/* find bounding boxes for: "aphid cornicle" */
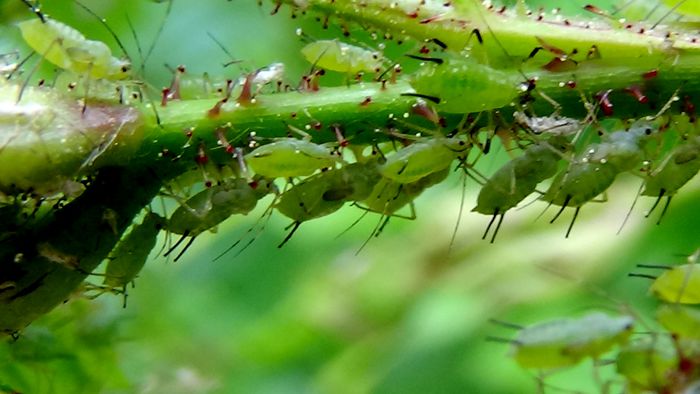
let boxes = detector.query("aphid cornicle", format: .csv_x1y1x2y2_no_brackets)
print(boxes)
301,40,384,74
245,138,341,179
18,18,131,80
379,134,471,184
275,160,382,247
103,211,166,297
505,312,635,370
473,136,570,243
165,177,276,261
642,135,700,223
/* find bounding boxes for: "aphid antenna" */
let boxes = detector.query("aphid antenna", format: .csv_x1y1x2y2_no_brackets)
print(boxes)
5,52,35,81
142,0,173,75
487,318,523,330
643,2,665,22
206,31,243,69
449,166,469,251
15,39,58,104
611,0,636,16
616,179,645,235
19,0,46,23
483,336,516,345
651,0,688,29
334,208,370,240
74,0,132,62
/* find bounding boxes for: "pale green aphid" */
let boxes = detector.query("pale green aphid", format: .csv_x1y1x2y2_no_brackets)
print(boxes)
18,18,131,80
409,56,525,113
616,336,677,392
379,135,470,184
275,161,381,247
642,135,700,223
650,263,700,304
509,312,635,370
473,137,569,243
103,212,166,293
165,177,275,261
656,304,700,339
246,138,341,178
544,125,653,237
301,40,383,74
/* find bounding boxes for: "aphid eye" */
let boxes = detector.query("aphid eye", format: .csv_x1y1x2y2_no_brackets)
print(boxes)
645,128,652,135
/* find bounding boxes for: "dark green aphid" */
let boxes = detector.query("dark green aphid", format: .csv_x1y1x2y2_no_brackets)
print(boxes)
165,177,275,261
102,212,166,305
473,136,569,243
642,135,700,224
276,161,382,247
544,125,654,237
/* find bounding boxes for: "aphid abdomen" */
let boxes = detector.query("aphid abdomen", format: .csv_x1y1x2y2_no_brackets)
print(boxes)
245,139,338,178
379,140,456,184
410,57,522,113
18,18,130,80
276,175,346,222
474,143,562,215
103,212,165,289
301,40,382,74
168,179,260,236
642,138,700,198
545,159,619,207
616,336,677,392
650,264,700,304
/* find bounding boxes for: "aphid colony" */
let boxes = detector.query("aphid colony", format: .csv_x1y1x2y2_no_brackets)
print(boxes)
490,249,700,393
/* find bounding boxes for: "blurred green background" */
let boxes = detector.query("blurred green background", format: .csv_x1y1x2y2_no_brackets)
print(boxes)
1,0,700,393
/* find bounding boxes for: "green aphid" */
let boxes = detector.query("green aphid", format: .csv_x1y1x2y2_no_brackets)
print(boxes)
473,137,569,242
276,161,382,247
